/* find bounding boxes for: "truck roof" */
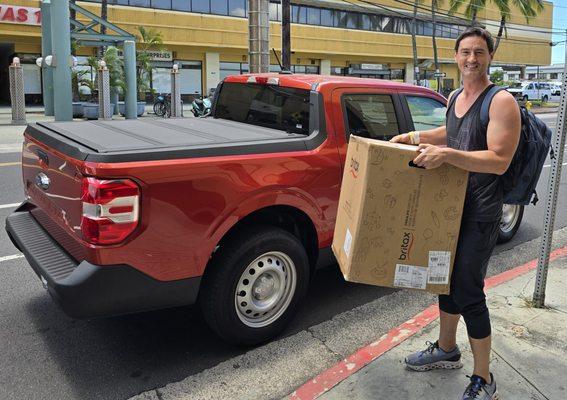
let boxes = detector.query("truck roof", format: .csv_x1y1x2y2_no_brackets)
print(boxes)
224,73,442,98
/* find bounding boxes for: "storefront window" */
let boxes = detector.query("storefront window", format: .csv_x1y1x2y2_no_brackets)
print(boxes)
129,0,150,6
228,0,245,17
211,0,228,15
269,2,280,21
321,9,333,26
291,5,307,24
192,0,210,13
307,7,320,25
151,0,171,9
172,0,190,10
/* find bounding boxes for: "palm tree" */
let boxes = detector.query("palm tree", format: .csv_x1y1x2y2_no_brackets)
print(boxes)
449,0,544,55
431,0,443,92
411,0,422,85
493,0,544,53
135,26,164,100
448,0,485,26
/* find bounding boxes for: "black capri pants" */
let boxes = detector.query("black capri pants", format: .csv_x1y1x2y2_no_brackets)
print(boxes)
439,219,500,339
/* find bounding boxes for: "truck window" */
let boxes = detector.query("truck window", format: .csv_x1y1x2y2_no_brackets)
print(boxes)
343,94,399,140
406,96,446,131
214,82,311,135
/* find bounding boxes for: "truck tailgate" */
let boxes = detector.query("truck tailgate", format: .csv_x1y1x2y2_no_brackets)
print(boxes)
22,137,84,241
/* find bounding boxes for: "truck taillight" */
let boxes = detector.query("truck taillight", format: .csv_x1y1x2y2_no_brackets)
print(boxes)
81,177,140,245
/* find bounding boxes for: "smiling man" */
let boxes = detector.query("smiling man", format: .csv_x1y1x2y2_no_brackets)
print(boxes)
390,27,521,399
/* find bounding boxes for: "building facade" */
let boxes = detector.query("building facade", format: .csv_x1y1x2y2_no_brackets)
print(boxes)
0,0,553,104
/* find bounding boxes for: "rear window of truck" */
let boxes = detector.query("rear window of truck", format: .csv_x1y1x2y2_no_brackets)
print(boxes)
214,82,311,135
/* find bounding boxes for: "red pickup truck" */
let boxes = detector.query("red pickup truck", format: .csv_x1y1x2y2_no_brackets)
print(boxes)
6,74,523,345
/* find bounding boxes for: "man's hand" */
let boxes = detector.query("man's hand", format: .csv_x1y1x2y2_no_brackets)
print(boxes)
390,132,414,144
413,144,447,169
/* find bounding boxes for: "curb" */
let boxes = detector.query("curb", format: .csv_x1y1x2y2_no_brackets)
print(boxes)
289,245,567,400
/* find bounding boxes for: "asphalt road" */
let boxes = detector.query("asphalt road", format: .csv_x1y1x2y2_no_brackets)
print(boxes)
0,112,566,400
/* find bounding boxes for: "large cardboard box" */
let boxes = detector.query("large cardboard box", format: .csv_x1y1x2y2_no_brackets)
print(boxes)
332,136,469,294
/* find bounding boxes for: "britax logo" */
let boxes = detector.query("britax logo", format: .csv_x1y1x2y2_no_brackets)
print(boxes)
398,232,414,261
349,158,359,178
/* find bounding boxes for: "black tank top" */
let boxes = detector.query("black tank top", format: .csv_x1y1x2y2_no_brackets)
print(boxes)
446,85,503,222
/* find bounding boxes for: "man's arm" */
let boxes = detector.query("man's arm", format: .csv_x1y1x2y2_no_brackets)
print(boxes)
413,91,521,174
391,90,457,145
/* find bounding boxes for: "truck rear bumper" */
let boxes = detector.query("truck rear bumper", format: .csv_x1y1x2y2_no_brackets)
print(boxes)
5,203,201,319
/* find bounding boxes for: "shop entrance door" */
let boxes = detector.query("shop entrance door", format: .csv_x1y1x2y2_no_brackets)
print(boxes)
0,43,15,105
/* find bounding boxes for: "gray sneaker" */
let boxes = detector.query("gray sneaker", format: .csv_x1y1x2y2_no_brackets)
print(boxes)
462,373,499,399
405,341,463,371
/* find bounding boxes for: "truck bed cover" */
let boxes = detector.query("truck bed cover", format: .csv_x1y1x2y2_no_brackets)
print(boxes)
28,117,324,163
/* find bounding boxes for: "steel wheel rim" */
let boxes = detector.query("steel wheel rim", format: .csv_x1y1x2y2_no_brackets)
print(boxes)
234,251,297,328
500,204,520,234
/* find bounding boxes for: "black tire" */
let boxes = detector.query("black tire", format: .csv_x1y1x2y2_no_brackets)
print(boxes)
523,95,529,102
199,226,310,346
542,95,549,103
498,204,524,244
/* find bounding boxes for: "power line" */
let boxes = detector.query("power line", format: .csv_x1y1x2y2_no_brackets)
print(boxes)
338,0,553,45
390,0,565,35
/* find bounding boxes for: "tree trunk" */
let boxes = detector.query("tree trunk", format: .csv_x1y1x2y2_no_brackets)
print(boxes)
431,1,441,93
471,8,477,26
99,0,108,57
494,15,506,54
282,0,291,71
411,0,419,85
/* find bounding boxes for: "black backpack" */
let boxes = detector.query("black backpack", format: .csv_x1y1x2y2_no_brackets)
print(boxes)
448,85,553,206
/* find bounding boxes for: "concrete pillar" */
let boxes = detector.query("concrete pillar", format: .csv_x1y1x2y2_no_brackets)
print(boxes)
249,0,270,73
41,0,54,116
98,63,112,120
170,64,182,118
9,58,26,125
405,63,415,84
320,59,331,75
205,52,220,94
123,40,137,120
50,0,73,121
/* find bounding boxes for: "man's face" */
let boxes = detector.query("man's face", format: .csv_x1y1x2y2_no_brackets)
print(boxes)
455,36,493,79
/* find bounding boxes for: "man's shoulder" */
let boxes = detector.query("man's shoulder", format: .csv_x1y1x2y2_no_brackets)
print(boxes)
489,88,518,112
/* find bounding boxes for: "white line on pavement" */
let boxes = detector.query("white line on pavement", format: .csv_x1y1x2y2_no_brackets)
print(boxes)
0,254,24,263
0,144,22,154
543,162,567,168
0,203,20,209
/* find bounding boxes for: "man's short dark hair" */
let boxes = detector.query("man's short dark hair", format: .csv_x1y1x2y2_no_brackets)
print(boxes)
455,27,495,54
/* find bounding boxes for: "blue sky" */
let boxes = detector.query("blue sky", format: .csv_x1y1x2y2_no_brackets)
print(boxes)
551,0,567,64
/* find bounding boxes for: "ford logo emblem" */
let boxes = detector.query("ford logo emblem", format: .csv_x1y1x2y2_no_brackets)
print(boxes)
35,173,50,190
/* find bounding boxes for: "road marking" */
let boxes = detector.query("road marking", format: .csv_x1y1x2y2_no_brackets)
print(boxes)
543,162,567,168
0,162,21,167
0,254,24,263
0,203,21,209
0,144,22,154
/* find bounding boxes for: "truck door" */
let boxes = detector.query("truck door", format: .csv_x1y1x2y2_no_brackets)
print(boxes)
331,87,408,171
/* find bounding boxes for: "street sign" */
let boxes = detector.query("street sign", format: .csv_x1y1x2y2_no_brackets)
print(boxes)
434,72,446,78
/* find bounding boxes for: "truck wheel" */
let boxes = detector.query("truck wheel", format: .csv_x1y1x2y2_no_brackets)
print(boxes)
542,95,549,103
498,204,524,244
523,95,529,102
200,227,310,345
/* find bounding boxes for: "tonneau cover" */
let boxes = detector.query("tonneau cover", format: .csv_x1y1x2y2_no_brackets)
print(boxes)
28,117,324,163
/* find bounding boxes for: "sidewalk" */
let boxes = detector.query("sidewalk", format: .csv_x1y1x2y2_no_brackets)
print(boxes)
291,249,567,400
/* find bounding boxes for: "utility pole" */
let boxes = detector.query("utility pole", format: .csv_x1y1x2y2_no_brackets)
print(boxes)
533,30,567,307
249,0,270,73
50,0,73,121
281,0,291,71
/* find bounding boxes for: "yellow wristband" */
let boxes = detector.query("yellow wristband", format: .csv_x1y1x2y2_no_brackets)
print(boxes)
408,131,415,144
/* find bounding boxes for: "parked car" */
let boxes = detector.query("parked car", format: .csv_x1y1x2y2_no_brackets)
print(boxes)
5,74,524,345
507,81,552,102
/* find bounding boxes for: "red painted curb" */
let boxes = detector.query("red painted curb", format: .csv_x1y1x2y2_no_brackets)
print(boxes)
289,245,567,400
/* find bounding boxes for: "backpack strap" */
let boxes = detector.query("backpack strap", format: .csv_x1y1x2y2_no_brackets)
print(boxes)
479,85,506,129
446,87,464,113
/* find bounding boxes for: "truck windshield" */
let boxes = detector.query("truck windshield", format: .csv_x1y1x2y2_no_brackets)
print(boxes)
214,82,311,135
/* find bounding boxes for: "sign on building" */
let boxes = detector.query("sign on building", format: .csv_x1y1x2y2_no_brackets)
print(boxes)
0,5,41,26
